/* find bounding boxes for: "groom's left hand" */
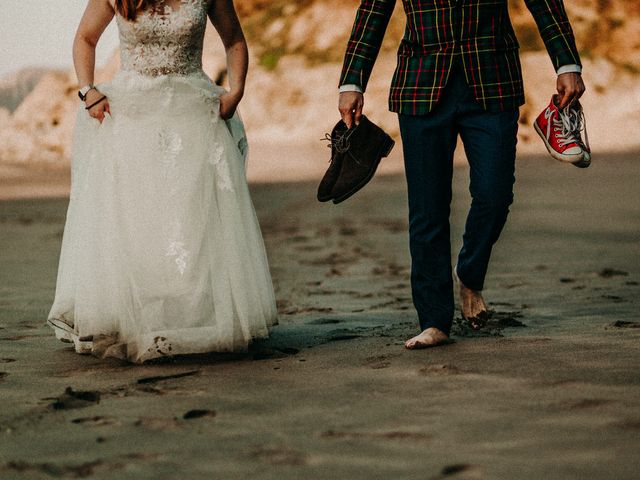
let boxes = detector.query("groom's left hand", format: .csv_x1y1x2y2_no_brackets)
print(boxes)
557,72,586,109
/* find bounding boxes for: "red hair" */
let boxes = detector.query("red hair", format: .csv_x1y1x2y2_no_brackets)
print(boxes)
114,0,153,21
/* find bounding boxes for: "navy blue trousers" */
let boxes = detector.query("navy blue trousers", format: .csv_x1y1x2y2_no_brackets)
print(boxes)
398,66,519,336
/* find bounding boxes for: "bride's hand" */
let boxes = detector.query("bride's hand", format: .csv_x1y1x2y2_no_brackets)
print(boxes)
85,89,110,124
219,91,242,120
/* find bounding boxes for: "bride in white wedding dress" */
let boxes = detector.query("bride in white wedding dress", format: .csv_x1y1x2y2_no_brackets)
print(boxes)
47,0,278,363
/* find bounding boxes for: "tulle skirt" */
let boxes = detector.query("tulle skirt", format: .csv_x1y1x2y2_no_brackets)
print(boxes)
47,70,278,363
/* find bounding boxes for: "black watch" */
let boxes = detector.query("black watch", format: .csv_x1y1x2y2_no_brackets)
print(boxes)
78,85,95,101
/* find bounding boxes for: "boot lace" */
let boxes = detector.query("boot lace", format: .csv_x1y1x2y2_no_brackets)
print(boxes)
321,129,352,158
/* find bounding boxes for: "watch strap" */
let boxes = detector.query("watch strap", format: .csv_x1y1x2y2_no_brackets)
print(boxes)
78,84,95,101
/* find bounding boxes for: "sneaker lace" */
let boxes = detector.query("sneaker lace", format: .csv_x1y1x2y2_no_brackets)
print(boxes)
566,103,590,151
546,107,578,147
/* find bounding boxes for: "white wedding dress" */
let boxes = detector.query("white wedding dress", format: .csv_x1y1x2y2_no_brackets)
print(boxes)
47,0,278,363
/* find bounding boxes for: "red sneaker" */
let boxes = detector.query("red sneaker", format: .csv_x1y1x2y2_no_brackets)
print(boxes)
534,95,587,166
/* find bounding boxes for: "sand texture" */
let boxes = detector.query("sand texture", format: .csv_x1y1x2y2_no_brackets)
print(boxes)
0,151,639,479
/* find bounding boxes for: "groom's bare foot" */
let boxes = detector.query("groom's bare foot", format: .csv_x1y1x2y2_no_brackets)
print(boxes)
456,272,488,330
405,327,450,350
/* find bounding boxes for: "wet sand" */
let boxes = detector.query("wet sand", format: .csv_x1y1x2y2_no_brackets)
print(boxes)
1,149,639,479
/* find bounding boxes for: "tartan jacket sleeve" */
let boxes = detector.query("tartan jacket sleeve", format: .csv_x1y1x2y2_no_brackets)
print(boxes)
524,0,582,71
339,0,396,92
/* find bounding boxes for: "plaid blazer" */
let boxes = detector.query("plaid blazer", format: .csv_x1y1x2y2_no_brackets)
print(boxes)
340,0,582,114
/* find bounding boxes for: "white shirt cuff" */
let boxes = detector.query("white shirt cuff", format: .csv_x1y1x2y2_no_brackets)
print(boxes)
339,84,363,93
557,64,582,75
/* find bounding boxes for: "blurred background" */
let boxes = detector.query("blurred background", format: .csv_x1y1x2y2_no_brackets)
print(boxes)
0,0,639,192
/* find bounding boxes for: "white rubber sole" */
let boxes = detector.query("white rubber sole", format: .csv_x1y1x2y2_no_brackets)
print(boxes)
574,150,591,169
47,318,74,343
74,338,94,355
534,122,585,165
47,318,93,354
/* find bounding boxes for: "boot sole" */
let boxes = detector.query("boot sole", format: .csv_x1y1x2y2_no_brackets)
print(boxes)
533,122,588,167
317,192,335,202
332,136,395,204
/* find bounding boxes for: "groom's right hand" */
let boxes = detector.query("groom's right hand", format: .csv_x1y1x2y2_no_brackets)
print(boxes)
339,92,364,129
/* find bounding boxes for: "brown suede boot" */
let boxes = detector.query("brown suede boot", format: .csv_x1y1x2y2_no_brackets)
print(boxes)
330,116,395,204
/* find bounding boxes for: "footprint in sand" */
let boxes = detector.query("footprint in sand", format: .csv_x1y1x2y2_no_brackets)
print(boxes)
2,460,107,478
435,464,483,479
17,216,35,225
136,370,199,385
287,235,310,243
534,378,579,387
251,347,299,360
251,446,308,466
601,294,626,303
48,387,100,410
552,398,612,410
327,329,362,342
183,409,216,420
419,364,461,376
338,226,358,236
308,318,343,325
301,253,357,267
72,416,120,427
363,354,398,369
327,266,343,277
134,417,182,430
610,419,640,431
598,268,629,278
281,306,334,315
295,245,324,252
308,288,337,296
0,335,37,341
606,321,640,329
373,218,408,234
322,430,431,441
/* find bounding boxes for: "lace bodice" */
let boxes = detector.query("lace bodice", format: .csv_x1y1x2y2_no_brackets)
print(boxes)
116,0,209,77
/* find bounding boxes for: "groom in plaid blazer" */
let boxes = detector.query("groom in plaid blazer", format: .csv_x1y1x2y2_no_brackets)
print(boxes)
338,0,585,348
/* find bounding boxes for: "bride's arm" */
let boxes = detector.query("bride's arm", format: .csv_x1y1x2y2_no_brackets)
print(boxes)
208,0,249,119
73,0,115,122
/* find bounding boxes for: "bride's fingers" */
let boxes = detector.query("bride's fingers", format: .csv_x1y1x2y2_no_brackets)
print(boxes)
92,108,105,124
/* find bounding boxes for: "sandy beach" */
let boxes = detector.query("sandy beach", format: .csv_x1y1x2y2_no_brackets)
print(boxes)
1,147,639,479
